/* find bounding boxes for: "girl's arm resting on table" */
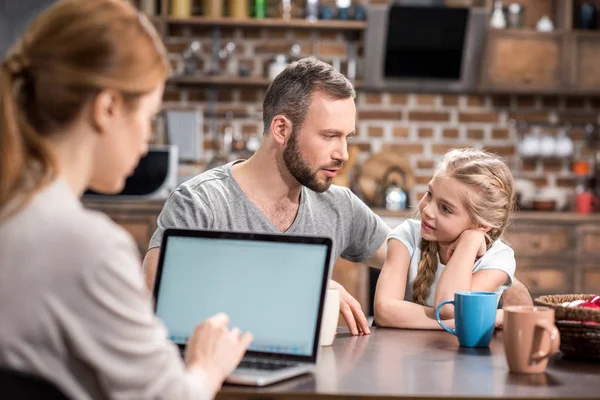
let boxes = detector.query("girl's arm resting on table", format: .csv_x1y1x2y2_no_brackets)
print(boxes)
374,239,456,329
435,232,510,319
375,298,457,330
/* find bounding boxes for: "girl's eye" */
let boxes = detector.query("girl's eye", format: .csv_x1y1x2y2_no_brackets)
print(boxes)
442,205,452,214
425,190,432,198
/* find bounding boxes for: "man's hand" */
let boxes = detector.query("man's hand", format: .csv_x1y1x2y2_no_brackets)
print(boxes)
329,280,370,335
445,229,487,263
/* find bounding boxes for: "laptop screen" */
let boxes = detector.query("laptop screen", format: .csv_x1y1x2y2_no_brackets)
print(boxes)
154,231,331,359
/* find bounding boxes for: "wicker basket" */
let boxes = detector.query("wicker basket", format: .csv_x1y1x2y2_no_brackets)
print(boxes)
534,294,600,361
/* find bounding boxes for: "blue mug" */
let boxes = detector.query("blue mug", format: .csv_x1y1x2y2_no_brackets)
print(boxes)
435,291,497,348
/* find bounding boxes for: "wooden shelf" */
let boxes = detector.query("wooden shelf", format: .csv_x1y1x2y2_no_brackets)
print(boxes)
487,28,566,38
572,30,600,38
168,74,363,88
160,16,367,30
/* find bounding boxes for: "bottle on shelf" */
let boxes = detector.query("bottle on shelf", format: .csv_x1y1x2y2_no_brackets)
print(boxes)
254,0,266,18
139,0,156,16
229,0,248,18
203,0,224,17
336,0,351,20
171,0,192,17
269,54,289,81
573,160,596,214
306,0,319,22
490,0,506,29
182,40,202,75
279,0,292,19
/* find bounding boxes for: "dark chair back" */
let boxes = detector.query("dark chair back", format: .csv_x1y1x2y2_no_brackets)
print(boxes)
0,367,70,400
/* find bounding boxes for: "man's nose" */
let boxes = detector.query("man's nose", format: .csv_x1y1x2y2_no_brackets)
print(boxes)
332,141,349,163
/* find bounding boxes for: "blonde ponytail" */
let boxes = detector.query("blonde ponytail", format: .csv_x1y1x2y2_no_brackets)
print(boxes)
412,238,439,305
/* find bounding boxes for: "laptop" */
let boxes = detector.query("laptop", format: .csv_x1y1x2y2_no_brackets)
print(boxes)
153,229,333,386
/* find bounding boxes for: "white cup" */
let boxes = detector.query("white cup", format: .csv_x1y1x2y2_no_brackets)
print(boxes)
319,288,340,346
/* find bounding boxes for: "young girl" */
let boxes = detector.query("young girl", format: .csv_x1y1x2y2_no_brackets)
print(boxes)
0,1,250,398
374,148,516,329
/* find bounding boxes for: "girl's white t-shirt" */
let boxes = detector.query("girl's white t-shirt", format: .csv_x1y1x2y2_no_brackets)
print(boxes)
388,219,516,308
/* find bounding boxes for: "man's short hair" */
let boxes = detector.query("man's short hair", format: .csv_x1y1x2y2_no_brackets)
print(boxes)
262,57,355,135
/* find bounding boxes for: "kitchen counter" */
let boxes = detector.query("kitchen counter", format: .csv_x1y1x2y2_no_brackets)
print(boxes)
83,199,600,222
373,208,600,223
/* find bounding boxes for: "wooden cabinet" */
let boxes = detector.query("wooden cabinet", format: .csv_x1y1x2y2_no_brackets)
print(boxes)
480,31,565,92
581,266,600,293
505,224,573,257
578,224,600,257
479,0,600,94
83,200,163,258
516,268,572,294
571,33,600,90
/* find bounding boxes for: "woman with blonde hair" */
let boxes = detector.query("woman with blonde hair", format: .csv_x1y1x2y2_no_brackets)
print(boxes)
0,1,251,398
374,148,517,329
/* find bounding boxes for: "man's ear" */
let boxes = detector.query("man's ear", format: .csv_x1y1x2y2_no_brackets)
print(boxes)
270,115,293,145
90,89,119,134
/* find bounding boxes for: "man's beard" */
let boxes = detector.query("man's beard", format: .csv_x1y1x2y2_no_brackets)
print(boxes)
283,130,340,193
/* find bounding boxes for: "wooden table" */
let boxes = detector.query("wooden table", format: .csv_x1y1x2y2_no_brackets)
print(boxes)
218,327,600,399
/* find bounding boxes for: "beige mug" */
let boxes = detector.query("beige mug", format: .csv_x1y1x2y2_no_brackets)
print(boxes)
503,306,560,374
319,288,340,346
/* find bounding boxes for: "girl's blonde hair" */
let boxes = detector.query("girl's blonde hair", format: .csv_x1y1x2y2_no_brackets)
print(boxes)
412,148,515,305
0,0,169,219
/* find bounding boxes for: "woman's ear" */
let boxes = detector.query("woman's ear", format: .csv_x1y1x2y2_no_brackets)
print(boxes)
90,89,120,134
270,115,293,145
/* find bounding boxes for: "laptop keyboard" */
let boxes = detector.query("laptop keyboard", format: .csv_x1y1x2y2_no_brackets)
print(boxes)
238,359,298,371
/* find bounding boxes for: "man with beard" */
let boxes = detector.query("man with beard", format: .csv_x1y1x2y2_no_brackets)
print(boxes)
143,57,388,335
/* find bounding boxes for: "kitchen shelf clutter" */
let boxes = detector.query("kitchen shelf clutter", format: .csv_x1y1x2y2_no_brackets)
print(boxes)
139,0,366,88
138,1,600,94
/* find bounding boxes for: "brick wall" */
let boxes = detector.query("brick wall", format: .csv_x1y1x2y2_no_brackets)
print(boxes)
155,0,600,208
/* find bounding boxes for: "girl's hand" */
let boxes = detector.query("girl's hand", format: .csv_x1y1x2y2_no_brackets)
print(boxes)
495,309,504,330
445,229,487,262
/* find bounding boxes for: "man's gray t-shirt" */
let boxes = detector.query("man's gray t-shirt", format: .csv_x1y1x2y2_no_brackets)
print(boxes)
149,161,389,263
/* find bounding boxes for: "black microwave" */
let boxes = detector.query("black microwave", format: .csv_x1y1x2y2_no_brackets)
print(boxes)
83,145,179,201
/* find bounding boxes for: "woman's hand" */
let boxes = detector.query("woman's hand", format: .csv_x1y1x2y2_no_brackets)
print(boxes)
185,313,253,397
445,229,487,263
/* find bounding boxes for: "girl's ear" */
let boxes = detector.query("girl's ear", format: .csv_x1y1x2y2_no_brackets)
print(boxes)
479,226,492,233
